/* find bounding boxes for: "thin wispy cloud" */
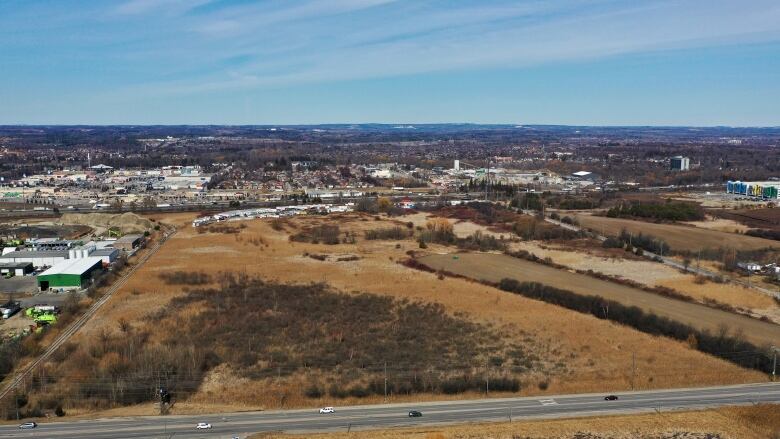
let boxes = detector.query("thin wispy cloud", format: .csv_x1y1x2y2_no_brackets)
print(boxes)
99,0,780,96
1,0,779,124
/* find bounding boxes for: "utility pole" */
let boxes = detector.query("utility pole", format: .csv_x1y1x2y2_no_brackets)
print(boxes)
631,352,636,391
384,362,388,401
772,346,778,381
485,361,490,395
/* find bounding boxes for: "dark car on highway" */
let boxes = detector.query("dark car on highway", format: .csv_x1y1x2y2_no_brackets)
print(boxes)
604,395,619,401
408,410,423,417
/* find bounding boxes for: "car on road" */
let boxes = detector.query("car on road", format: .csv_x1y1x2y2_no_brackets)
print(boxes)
18,422,37,429
196,422,212,429
408,410,423,417
319,407,335,414
604,395,619,401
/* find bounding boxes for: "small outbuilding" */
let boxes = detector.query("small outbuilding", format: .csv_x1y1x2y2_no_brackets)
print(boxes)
37,257,103,291
113,234,144,252
0,262,34,277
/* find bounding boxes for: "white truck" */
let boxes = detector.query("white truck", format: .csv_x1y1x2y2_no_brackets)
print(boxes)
0,301,21,319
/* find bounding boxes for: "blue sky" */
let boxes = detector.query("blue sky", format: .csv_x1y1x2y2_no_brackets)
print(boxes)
1,0,780,125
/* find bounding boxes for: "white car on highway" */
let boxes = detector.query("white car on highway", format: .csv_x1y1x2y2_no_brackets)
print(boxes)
196,422,212,429
319,407,335,414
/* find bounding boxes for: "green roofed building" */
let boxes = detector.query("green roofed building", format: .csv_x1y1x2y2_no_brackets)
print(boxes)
37,257,103,291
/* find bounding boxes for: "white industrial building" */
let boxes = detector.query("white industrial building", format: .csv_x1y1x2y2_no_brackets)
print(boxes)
0,250,69,268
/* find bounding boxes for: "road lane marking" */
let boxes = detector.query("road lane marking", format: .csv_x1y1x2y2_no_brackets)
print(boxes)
539,399,557,406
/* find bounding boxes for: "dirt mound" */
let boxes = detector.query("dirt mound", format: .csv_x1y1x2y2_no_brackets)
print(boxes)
60,212,153,235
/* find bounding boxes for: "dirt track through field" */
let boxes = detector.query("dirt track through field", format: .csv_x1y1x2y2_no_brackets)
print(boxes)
573,215,779,252
417,253,780,346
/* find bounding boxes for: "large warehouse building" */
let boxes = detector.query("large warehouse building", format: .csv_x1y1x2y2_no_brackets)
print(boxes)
37,257,103,291
0,250,69,268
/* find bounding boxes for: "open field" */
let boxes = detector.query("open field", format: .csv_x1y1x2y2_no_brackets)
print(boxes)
16,211,766,417
682,217,751,233
573,214,779,252
714,207,780,229
416,252,780,346
509,241,779,322
250,404,780,439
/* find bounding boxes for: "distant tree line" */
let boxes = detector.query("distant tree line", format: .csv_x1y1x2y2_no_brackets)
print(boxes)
606,201,704,222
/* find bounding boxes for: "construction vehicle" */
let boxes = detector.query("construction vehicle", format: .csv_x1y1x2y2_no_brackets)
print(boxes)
33,313,57,325
25,305,59,325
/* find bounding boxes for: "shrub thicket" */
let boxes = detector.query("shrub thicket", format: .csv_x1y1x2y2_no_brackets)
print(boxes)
497,279,772,373
158,271,212,285
290,224,341,244
364,227,413,240
22,279,529,414
745,229,780,241
606,201,704,222
456,231,506,251
617,229,670,255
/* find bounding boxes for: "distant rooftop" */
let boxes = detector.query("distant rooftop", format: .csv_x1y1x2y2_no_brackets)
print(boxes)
0,250,69,259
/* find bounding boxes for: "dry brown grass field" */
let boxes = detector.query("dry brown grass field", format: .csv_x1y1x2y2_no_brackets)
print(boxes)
510,241,779,322
249,404,780,439
417,252,780,346
573,214,779,252
38,211,766,416
682,217,750,233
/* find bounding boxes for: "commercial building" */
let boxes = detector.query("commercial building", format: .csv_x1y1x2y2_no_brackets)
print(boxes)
726,181,780,200
0,250,69,268
113,234,144,251
92,248,120,265
0,262,34,277
670,156,690,171
37,257,103,291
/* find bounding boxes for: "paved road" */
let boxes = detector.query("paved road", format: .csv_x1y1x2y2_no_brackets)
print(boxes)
0,383,778,439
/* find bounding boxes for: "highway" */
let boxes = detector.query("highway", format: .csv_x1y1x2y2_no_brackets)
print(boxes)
0,383,778,439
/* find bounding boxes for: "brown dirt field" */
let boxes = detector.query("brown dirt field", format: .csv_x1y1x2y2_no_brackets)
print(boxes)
573,214,779,252
509,241,779,321
682,217,750,234
416,252,780,347
249,404,780,439
51,212,766,415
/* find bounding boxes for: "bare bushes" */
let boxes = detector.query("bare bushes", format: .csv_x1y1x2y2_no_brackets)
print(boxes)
290,224,341,245
364,226,413,240
497,279,773,373
158,271,212,285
